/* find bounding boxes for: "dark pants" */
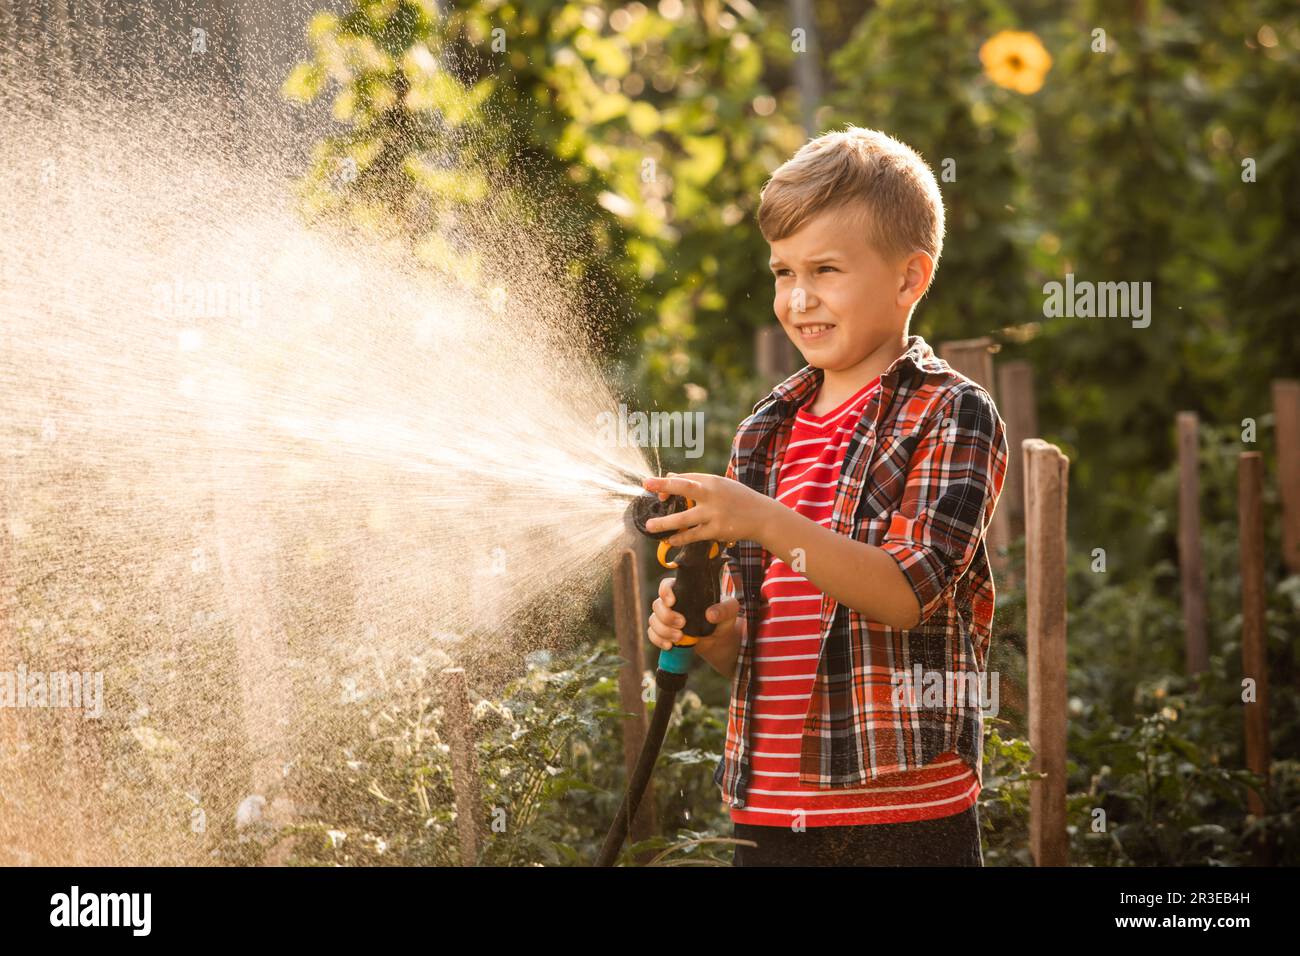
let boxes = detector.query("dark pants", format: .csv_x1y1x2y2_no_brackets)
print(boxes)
731,803,983,867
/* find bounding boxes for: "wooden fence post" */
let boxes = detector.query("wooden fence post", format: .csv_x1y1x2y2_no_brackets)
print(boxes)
756,326,798,383
997,360,1038,546
938,337,997,389
1023,438,1069,867
1177,412,1209,676
939,338,1011,578
1237,453,1270,858
1273,380,1300,574
612,548,657,852
787,0,824,136
441,667,483,866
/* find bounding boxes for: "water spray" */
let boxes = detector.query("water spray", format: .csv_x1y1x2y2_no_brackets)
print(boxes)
594,492,727,867
0,34,655,862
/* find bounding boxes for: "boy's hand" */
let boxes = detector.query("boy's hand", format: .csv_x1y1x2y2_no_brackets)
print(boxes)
648,575,740,651
641,473,773,547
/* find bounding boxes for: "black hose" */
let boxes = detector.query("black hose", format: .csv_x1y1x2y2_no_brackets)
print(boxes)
594,668,686,867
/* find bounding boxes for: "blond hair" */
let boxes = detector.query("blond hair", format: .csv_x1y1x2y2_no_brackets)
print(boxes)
757,126,945,287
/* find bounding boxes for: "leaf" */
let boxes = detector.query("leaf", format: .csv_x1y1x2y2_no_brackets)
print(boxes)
589,91,630,125
678,135,726,186
404,158,490,203
283,62,326,103
333,88,357,122
306,11,340,43
627,102,661,137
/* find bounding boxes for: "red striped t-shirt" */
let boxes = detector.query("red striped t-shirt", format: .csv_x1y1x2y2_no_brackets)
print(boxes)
729,374,981,827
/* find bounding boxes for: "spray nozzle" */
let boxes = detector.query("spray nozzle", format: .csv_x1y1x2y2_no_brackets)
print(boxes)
626,492,689,540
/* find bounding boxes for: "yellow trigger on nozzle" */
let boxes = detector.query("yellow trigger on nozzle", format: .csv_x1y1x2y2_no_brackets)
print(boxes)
658,538,721,567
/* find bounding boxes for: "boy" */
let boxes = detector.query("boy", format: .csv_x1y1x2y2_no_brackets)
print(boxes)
643,126,1008,866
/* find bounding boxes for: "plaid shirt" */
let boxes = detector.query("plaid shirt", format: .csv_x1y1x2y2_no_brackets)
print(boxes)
713,333,1008,808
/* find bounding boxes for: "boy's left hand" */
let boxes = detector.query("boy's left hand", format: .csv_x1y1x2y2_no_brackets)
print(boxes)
641,473,773,546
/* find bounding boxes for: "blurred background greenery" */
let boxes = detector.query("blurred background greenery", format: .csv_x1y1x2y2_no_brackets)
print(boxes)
276,0,1300,865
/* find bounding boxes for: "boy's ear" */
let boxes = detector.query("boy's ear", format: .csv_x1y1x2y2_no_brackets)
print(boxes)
897,251,934,307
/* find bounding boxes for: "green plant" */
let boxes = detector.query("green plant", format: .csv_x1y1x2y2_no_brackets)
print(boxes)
979,719,1041,866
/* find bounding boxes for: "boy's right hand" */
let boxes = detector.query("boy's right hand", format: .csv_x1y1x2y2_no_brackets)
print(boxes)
648,575,739,651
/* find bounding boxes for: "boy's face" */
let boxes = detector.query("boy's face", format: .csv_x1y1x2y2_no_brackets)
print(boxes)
768,204,919,373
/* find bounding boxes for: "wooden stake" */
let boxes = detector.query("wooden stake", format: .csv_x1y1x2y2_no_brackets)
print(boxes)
756,326,798,383
996,360,1038,544
938,337,997,390
1177,412,1209,676
1237,454,1270,830
441,667,483,866
787,0,824,135
611,548,656,851
1273,380,1300,574
1023,438,1069,867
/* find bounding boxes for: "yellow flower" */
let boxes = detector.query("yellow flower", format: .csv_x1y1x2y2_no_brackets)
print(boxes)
980,30,1052,94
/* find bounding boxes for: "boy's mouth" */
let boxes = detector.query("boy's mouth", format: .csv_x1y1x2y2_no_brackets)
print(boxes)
794,322,836,341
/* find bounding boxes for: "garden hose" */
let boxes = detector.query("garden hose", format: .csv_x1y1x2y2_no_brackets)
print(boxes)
594,493,726,866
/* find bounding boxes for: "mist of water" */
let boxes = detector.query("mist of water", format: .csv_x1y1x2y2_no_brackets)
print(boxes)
0,17,653,864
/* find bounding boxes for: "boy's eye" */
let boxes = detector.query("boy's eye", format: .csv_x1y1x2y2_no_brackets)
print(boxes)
772,266,836,277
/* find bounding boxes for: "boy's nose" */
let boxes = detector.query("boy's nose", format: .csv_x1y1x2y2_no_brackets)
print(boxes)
788,286,818,314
